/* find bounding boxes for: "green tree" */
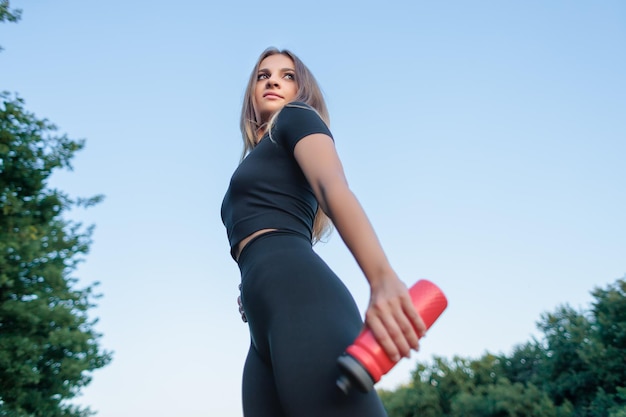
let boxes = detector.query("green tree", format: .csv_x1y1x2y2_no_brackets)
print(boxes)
378,383,442,417
0,92,111,416
588,279,626,393
450,379,572,417
579,278,626,416
535,305,597,411
609,387,626,417
0,0,21,51
421,356,475,415
0,1,20,22
499,341,546,387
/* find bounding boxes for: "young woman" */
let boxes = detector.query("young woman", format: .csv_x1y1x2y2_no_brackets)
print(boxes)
221,47,426,417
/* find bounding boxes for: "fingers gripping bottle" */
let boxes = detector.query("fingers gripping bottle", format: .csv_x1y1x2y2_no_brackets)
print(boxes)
336,279,448,394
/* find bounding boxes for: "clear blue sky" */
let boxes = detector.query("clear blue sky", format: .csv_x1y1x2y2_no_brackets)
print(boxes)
2,1,625,416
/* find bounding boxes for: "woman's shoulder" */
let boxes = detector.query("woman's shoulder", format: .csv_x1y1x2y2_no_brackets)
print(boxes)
280,101,318,117
272,102,332,150
276,101,324,127
284,101,314,110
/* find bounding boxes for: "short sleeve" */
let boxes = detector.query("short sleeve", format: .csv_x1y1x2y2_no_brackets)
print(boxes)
272,102,333,154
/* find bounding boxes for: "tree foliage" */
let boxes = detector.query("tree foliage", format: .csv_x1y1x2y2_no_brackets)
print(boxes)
0,0,21,52
380,277,626,417
0,92,111,416
0,0,20,23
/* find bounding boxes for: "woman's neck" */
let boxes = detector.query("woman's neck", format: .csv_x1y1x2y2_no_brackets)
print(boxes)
255,128,266,144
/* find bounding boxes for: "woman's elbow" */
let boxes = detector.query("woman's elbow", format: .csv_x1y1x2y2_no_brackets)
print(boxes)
316,180,351,217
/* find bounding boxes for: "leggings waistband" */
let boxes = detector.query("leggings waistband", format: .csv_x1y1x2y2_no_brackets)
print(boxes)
237,230,311,267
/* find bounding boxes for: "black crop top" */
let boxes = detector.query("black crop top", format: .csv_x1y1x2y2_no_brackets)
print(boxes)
221,102,333,260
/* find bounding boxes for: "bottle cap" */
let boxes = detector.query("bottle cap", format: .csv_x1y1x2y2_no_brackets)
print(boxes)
336,353,375,394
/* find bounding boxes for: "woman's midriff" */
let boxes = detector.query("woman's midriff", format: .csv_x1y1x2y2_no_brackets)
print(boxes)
235,228,278,261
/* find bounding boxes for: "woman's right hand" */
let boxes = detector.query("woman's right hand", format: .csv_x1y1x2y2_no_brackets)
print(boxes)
364,273,426,362
238,283,247,323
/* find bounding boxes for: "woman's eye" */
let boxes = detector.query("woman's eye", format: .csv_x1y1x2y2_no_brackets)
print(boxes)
284,73,295,80
257,73,269,80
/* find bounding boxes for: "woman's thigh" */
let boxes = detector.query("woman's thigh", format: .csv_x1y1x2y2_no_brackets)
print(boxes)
239,233,388,416
242,343,286,417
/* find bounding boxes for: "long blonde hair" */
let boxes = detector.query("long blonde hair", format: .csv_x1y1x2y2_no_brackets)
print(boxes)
240,47,332,243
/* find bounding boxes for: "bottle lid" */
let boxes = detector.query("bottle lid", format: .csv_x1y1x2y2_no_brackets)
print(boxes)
336,354,375,394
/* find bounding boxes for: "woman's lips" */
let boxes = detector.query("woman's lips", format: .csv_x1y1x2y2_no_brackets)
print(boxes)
263,92,283,99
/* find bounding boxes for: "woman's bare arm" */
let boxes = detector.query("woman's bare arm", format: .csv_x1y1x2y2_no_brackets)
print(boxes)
294,133,426,362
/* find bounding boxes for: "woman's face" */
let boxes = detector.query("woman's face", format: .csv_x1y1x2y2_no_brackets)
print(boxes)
253,54,298,125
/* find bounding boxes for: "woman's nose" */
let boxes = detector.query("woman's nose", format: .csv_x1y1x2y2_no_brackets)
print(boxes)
266,77,280,87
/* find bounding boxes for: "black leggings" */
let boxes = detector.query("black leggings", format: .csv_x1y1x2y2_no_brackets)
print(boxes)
237,231,388,417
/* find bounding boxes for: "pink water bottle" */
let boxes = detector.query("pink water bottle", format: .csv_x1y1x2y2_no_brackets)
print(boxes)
336,279,448,394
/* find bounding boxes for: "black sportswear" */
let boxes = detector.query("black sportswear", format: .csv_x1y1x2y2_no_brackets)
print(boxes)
221,103,388,416
221,102,333,259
